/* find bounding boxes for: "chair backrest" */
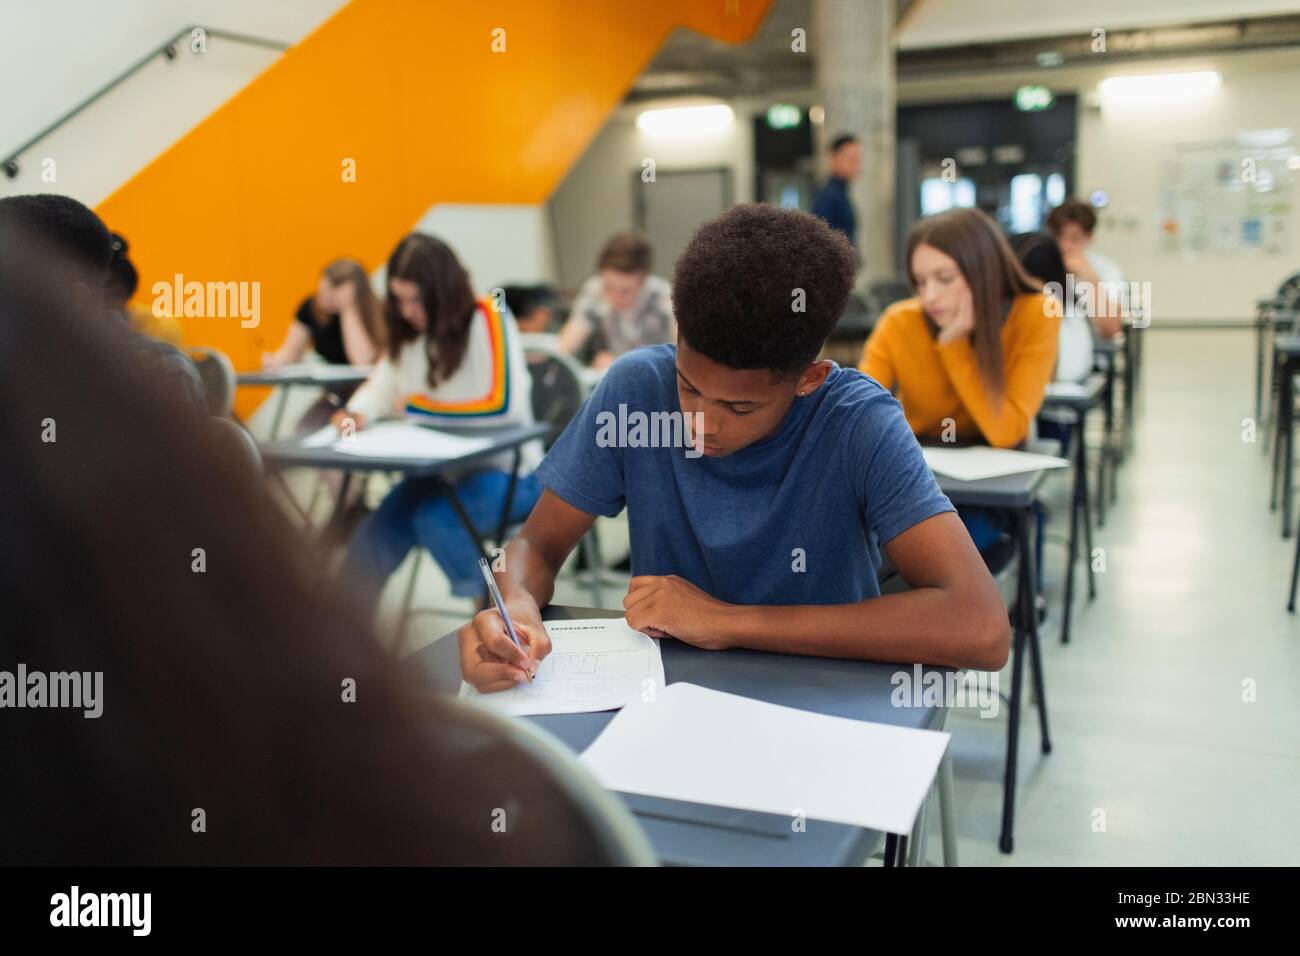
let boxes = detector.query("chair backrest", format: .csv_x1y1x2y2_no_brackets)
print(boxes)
520,334,587,446
188,346,236,418
452,698,658,866
209,417,262,477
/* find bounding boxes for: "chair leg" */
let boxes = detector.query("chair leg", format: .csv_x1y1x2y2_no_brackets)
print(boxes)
1289,522,1300,613
938,747,958,867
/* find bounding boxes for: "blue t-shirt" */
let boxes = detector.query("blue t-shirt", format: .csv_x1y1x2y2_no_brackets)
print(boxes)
535,345,953,606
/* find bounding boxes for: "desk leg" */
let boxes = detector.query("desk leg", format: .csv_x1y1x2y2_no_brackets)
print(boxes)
883,832,898,867
896,834,909,867
1290,522,1300,613
1122,336,1136,456
1079,422,1097,603
1256,314,1267,424
1284,365,1295,539
1021,507,1052,752
1061,418,1082,645
442,479,494,564
1102,361,1118,517
269,385,291,441
999,508,1033,855
494,447,523,547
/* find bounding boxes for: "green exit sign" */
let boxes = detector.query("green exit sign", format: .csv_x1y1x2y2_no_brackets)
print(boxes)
1014,85,1055,112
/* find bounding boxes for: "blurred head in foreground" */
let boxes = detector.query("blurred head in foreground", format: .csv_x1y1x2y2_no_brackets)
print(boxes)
0,230,607,865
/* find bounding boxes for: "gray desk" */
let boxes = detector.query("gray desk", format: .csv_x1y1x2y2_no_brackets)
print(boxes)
260,422,549,557
237,365,372,439
933,466,1049,854
412,605,950,867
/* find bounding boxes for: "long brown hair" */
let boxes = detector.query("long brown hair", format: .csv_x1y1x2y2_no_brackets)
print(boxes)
905,208,1041,396
0,232,605,865
311,257,387,350
384,234,478,386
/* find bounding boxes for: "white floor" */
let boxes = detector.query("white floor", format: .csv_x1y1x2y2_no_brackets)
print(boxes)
258,328,1300,865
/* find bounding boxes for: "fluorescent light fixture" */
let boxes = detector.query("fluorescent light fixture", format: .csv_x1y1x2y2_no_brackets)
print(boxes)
1098,70,1221,102
636,103,734,137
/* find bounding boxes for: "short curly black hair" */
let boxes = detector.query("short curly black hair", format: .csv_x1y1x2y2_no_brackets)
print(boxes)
671,203,856,379
0,194,112,279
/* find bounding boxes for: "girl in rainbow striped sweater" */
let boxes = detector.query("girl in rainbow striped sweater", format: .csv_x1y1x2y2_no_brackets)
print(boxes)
337,233,542,606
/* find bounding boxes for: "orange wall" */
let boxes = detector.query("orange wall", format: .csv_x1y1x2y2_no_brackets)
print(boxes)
96,0,770,417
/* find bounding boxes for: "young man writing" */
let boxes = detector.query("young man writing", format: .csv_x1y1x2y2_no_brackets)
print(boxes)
459,204,1009,692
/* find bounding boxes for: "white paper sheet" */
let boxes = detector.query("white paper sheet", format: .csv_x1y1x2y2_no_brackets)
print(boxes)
579,683,950,835
330,421,493,460
1045,381,1091,400
923,445,1069,481
459,618,665,716
259,362,370,381
299,425,340,447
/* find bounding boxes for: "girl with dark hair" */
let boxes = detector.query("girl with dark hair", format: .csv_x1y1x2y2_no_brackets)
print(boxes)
265,257,387,432
859,208,1059,554
1012,231,1095,385
336,233,542,608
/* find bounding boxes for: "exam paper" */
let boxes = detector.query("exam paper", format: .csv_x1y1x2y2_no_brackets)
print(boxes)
922,445,1069,482
330,421,493,460
459,618,665,717
579,683,950,835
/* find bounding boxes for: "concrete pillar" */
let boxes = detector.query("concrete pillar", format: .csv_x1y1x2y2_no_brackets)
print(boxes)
814,0,896,281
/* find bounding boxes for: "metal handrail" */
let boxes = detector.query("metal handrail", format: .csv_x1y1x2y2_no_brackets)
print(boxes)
3,25,288,176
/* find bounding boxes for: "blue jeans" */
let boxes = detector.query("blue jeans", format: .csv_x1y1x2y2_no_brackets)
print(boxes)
343,470,542,606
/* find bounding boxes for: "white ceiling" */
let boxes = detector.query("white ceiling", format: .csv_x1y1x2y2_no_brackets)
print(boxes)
899,0,1300,50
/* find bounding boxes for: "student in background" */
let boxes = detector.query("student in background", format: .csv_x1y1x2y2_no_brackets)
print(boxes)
811,132,863,248
0,193,204,412
0,241,608,865
336,234,542,609
860,208,1057,553
1013,231,1094,384
1047,197,1125,339
104,232,183,346
264,258,387,432
502,283,558,334
557,232,674,369
458,205,1008,693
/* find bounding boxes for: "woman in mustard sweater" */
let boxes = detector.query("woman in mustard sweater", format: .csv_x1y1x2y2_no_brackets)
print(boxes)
860,208,1058,553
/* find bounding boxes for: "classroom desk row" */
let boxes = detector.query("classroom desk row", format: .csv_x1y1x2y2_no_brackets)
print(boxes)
242,341,1155,863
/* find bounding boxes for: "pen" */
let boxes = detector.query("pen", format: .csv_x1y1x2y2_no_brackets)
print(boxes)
478,558,531,681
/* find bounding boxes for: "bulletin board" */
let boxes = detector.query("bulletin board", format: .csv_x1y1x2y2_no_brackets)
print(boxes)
1157,129,1296,255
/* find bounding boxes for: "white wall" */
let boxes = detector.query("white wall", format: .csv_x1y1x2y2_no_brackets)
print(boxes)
1,0,345,204
383,203,557,296
900,47,1300,321
900,0,1300,50
548,99,758,290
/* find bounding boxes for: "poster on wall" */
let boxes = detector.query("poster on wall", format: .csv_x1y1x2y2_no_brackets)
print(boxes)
1157,129,1295,255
